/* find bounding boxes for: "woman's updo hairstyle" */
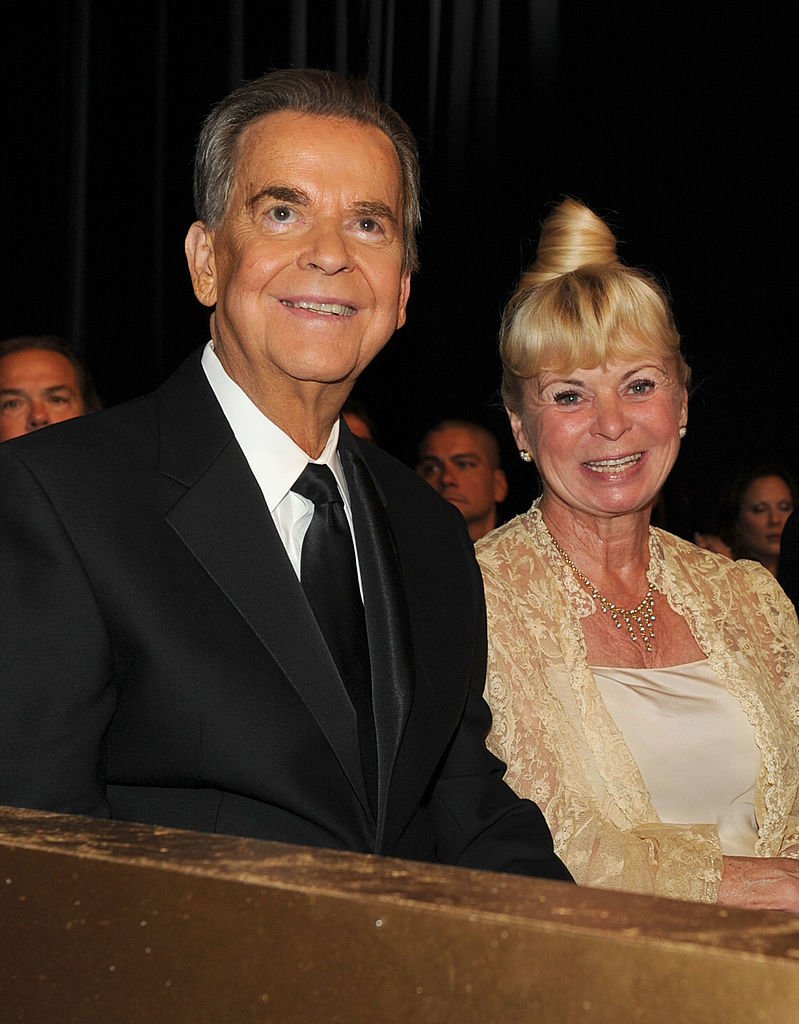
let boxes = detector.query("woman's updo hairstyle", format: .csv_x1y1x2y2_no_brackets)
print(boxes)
500,198,689,413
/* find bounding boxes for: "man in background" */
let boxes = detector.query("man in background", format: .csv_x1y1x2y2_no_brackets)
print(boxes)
0,335,100,441
417,419,508,541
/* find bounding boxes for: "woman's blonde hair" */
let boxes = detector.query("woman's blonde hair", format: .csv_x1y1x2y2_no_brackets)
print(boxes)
500,198,689,412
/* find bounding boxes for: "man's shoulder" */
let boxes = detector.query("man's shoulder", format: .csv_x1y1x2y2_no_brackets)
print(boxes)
353,437,467,520
0,348,209,474
1,391,154,463
348,436,476,567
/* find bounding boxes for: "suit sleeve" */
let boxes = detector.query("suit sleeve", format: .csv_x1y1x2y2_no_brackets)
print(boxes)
427,533,573,882
779,508,799,611
0,447,114,816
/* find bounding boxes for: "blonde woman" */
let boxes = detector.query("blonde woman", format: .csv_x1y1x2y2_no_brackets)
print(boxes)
478,198,799,911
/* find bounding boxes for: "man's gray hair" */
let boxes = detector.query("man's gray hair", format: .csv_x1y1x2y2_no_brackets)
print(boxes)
193,67,421,274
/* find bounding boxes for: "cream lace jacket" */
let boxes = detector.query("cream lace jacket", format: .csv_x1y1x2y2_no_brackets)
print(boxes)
477,505,799,903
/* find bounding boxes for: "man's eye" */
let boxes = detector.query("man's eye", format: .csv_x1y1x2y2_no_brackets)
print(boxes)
357,218,383,234
267,206,297,223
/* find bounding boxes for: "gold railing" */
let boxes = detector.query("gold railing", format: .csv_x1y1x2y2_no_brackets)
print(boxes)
2,804,798,1022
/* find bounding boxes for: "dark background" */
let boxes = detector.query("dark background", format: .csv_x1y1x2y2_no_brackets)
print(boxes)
4,1,796,532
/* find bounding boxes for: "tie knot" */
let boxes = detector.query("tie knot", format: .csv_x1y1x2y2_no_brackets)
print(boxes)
292,462,342,506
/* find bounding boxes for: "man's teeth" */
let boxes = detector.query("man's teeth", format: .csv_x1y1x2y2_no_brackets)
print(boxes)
281,300,356,316
584,453,642,472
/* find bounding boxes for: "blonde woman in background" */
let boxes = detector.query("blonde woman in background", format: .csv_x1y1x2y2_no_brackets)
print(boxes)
477,198,799,911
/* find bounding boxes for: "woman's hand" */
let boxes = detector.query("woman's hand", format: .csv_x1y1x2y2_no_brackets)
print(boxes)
718,856,799,913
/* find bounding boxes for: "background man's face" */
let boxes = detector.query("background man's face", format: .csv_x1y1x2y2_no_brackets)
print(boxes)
0,349,86,441
417,426,507,540
186,110,411,399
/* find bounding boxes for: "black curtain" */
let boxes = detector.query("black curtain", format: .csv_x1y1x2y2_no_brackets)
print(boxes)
4,0,796,523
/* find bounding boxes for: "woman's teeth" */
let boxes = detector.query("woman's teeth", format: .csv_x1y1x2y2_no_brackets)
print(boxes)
584,453,642,473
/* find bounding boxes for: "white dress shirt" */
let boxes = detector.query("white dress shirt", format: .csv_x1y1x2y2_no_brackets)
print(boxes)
201,342,361,585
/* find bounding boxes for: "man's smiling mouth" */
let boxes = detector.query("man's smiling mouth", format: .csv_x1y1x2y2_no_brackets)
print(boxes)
281,299,357,316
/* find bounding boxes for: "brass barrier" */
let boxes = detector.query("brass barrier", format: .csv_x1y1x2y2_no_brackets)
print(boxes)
2,804,799,1022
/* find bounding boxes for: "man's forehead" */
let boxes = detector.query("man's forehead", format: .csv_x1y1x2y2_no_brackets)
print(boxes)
0,349,79,384
424,428,490,459
233,111,402,202
237,110,397,164
240,108,391,144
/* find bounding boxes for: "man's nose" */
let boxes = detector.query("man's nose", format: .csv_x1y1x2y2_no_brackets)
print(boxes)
26,400,50,432
440,463,459,488
299,221,353,275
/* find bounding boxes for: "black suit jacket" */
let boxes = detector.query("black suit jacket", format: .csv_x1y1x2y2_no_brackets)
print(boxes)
779,508,799,611
0,349,568,880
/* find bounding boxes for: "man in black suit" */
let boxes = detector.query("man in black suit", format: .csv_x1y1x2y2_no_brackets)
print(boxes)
0,69,568,881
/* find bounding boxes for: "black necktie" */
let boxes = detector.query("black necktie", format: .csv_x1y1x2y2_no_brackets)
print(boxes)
292,463,377,811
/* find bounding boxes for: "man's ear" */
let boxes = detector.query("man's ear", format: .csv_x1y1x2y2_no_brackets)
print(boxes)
185,222,218,307
494,468,509,504
395,271,411,330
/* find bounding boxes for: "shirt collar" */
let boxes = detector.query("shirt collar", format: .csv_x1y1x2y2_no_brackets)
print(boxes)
201,341,348,512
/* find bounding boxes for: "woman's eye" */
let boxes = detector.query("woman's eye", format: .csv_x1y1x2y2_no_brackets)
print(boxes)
628,378,656,395
552,390,581,406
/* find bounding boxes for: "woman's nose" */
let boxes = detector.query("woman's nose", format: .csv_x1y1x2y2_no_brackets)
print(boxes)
591,395,628,439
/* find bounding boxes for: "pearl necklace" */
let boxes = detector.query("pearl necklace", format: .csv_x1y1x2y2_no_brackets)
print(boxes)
544,523,658,652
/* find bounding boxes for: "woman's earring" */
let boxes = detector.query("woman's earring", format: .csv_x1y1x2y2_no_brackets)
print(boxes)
519,449,533,463
678,426,687,439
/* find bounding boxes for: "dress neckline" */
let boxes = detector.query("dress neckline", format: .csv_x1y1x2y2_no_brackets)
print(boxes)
589,658,710,674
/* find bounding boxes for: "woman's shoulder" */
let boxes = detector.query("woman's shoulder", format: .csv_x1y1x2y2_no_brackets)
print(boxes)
655,528,774,579
477,507,547,566
476,508,565,612
654,528,795,617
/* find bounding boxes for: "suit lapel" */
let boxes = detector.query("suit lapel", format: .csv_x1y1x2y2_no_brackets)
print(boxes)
339,433,415,846
346,431,487,856
155,353,370,811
